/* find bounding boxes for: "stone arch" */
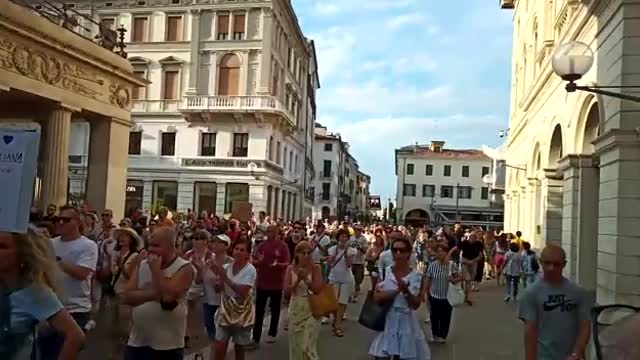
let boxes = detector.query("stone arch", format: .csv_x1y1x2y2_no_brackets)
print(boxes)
405,208,430,227
548,124,563,168
530,142,541,177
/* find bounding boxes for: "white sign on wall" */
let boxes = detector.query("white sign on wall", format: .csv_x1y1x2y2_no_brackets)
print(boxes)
0,127,40,233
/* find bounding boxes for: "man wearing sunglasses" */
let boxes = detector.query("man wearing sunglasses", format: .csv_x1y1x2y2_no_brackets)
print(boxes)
518,245,592,360
40,205,98,357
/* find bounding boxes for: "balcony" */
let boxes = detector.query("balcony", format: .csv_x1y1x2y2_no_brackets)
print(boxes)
179,95,296,127
132,100,181,113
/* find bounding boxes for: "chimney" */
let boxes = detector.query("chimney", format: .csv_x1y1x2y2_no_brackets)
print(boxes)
430,140,445,152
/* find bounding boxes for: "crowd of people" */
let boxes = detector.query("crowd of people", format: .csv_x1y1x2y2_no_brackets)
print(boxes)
1,203,621,360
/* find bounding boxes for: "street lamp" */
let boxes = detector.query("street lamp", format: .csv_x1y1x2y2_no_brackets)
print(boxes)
552,41,640,102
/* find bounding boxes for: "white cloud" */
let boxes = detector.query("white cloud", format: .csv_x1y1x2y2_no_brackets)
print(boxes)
313,3,340,16
301,0,416,15
385,13,426,30
319,81,453,114
310,27,357,80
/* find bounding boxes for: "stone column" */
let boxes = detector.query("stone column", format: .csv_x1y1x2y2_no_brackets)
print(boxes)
186,9,201,94
503,194,511,232
143,180,153,212
249,184,266,213
41,105,74,209
527,178,543,249
216,182,226,216
519,186,527,235
257,8,273,94
541,169,563,246
177,181,194,213
594,129,640,305
85,118,130,221
510,191,519,232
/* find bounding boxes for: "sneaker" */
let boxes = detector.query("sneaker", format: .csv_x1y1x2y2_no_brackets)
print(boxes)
266,336,277,344
504,296,511,302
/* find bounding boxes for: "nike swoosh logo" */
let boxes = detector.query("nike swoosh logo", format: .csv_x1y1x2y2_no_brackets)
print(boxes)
543,303,563,311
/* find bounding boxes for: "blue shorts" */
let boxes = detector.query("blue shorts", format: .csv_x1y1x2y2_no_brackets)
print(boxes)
202,304,219,340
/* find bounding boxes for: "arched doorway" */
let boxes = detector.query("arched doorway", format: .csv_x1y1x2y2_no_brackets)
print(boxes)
548,124,563,167
582,102,600,154
321,206,330,220
404,208,430,227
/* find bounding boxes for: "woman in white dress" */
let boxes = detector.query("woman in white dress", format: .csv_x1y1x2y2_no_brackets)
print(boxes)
369,237,431,360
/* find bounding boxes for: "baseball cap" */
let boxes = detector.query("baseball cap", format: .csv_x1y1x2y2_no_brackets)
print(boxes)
214,234,231,245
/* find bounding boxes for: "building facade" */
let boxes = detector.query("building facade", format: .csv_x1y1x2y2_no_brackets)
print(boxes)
502,0,640,305
395,141,503,227
68,0,317,220
0,0,143,221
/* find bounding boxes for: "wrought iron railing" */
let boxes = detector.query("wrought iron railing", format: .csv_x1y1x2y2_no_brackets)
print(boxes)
9,0,128,58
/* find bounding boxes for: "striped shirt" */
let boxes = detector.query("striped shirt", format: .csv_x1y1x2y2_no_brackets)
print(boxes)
427,260,455,299
503,251,524,276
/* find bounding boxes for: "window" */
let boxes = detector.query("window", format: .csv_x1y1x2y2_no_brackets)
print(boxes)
132,70,146,100
462,165,470,177
425,164,433,176
165,15,183,41
482,166,490,177
216,13,229,40
128,131,142,155
322,183,330,201
163,70,179,99
161,132,176,156
225,183,249,213
406,163,414,175
232,133,248,157
132,17,148,42
194,182,216,214
268,136,274,161
153,181,178,210
403,184,416,197
100,17,115,30
289,151,293,172
294,154,298,172
233,13,245,40
441,185,453,198
201,132,216,156
125,180,143,216
481,187,489,200
276,141,281,164
324,143,333,152
422,184,435,197
323,160,331,177
458,186,472,199
444,165,451,177
218,54,240,96
283,146,287,169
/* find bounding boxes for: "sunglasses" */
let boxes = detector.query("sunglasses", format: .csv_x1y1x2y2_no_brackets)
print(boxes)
57,216,73,224
391,247,410,254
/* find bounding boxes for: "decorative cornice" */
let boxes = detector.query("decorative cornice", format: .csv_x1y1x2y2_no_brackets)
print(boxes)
542,168,563,181
593,128,640,156
557,153,597,173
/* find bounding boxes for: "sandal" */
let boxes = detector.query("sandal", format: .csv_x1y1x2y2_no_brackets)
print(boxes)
334,327,344,337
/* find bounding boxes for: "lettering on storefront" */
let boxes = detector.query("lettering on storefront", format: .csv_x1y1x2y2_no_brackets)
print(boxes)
181,158,284,175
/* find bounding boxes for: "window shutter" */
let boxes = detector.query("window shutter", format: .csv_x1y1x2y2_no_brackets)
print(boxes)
167,16,182,41
133,17,148,42
233,14,245,33
164,71,179,99
217,14,229,34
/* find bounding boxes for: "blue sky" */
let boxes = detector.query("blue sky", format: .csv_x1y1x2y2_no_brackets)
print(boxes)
292,0,514,202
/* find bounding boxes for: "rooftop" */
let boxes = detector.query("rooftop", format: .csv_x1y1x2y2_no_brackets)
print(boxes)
397,140,491,161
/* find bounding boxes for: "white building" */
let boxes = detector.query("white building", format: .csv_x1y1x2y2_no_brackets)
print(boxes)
312,123,370,221
501,0,640,305
395,141,503,227
68,0,318,220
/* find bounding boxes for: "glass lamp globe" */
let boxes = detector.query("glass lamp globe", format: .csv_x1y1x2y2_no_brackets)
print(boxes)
551,41,594,82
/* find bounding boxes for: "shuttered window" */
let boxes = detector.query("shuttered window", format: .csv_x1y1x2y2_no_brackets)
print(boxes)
132,71,146,100
218,54,240,95
132,17,148,42
166,16,182,41
217,14,229,40
163,71,179,99
233,14,245,40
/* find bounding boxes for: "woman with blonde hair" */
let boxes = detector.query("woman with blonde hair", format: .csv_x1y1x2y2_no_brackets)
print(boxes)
285,241,323,360
0,227,85,359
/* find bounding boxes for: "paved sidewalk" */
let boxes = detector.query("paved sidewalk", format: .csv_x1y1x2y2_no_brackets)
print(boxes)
187,281,525,359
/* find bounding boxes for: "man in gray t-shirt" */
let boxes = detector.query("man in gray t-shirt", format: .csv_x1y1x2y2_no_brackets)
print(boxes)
518,245,592,360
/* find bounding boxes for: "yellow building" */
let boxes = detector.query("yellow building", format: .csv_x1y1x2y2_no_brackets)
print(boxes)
502,0,640,305
0,0,144,220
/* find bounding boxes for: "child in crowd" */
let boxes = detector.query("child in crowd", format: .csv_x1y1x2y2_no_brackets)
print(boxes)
521,241,539,288
502,241,524,302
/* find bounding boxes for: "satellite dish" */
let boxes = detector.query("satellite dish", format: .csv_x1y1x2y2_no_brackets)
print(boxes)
482,174,494,185
248,162,258,171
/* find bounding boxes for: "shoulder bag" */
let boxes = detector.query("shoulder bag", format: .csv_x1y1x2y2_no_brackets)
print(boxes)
357,267,393,332
446,262,465,307
308,283,339,318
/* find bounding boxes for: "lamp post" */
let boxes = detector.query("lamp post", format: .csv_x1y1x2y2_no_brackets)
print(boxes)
552,41,640,102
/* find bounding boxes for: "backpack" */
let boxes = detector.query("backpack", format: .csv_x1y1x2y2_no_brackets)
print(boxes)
0,289,36,360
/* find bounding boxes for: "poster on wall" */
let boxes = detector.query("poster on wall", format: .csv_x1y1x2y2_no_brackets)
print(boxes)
369,195,381,210
0,127,40,233
232,201,253,223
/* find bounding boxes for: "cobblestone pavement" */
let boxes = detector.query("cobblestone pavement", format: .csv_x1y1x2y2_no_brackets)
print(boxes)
182,281,525,360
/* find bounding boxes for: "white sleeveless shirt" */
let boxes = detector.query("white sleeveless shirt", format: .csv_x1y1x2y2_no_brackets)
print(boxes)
127,256,191,350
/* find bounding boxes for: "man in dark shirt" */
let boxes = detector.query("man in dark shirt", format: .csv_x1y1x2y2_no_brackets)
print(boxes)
458,232,484,305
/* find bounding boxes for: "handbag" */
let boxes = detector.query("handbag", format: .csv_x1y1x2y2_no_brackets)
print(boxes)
358,290,392,332
446,262,465,307
216,289,255,328
308,283,339,318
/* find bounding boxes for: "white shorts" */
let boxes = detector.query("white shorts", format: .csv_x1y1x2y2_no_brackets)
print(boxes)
214,324,252,345
330,281,354,305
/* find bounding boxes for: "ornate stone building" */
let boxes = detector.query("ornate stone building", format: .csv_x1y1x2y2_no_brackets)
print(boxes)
503,0,640,305
67,0,318,220
0,0,143,220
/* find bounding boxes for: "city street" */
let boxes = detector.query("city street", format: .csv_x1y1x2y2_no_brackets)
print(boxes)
184,281,524,360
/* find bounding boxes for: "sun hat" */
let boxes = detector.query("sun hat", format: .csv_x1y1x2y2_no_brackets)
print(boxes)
113,226,144,251
213,234,231,245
